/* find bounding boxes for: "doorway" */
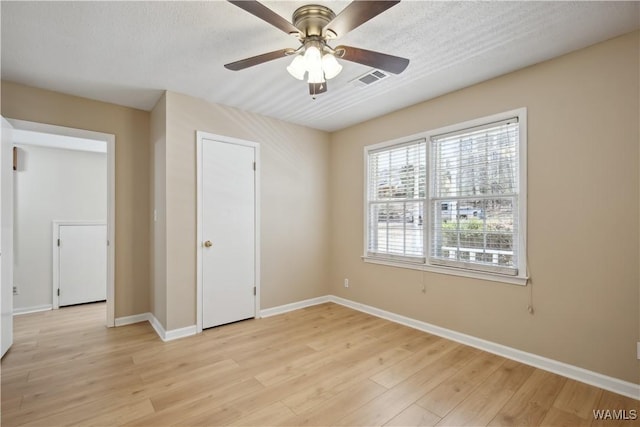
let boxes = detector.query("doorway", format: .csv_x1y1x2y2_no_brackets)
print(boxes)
196,131,260,332
7,119,115,326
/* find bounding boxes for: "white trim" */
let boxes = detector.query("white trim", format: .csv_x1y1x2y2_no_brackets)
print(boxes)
52,221,106,310
259,296,330,318
148,313,166,340
147,312,196,342
114,312,150,327
116,312,196,342
362,256,529,286
328,295,640,401
13,304,52,315
8,119,116,327
106,133,115,328
195,131,261,333
196,135,203,333
164,325,198,341
12,129,106,153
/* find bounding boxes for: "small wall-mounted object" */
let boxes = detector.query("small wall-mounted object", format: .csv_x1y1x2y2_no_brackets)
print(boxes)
13,146,17,171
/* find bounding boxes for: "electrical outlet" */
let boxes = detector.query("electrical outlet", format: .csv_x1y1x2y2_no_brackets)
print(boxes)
12,286,18,295
344,278,349,288
637,342,640,360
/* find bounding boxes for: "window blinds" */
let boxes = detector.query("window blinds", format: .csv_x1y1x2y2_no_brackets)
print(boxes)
367,139,426,261
430,118,520,275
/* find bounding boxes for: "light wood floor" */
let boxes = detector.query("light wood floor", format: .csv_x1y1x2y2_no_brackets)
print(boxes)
1,303,637,427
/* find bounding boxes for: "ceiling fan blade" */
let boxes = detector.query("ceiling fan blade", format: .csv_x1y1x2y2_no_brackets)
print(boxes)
227,1,299,35
335,45,409,74
309,81,328,96
224,49,292,71
323,1,400,38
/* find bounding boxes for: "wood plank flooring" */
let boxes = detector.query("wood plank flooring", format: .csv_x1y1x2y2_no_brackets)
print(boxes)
1,302,637,426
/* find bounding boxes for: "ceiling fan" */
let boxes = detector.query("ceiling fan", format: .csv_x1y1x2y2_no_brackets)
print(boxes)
224,0,410,97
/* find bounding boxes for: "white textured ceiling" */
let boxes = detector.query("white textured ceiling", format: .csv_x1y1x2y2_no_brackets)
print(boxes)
2,1,639,132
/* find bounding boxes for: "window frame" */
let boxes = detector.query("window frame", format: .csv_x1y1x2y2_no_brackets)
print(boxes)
363,108,528,286
365,138,427,262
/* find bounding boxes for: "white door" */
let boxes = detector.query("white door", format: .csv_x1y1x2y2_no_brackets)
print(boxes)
1,117,14,357
201,138,256,329
58,224,107,307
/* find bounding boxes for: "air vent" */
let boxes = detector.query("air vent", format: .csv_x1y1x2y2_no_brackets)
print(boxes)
351,69,389,87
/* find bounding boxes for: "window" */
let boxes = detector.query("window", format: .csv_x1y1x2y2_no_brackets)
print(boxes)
364,109,527,285
366,139,426,261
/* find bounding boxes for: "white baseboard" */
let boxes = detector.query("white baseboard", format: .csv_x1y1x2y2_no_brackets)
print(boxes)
328,295,640,401
146,313,196,342
259,295,330,318
115,312,150,326
115,312,196,342
13,304,52,315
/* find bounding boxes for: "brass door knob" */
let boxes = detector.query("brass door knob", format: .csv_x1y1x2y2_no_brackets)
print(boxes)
203,240,213,248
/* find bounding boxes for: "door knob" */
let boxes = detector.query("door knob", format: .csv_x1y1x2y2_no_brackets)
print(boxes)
203,240,213,248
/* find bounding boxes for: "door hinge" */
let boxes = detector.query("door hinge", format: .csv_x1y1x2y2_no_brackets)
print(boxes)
57,288,60,296
253,162,256,171
253,286,256,296
57,238,61,247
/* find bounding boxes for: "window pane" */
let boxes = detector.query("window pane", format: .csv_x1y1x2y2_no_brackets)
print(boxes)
369,141,426,201
431,198,516,269
368,201,424,258
433,122,518,198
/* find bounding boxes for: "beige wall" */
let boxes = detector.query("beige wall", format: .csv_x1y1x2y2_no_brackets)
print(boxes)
150,93,167,327
1,81,151,318
162,91,331,330
329,31,640,384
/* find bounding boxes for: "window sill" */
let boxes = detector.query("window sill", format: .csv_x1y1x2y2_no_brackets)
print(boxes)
362,256,529,286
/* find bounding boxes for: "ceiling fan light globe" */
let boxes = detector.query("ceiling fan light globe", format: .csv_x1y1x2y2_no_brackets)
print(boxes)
322,53,342,79
286,55,306,80
307,68,326,84
303,45,322,70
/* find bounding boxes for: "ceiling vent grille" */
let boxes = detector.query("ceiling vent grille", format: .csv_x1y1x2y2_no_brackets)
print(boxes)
351,69,389,87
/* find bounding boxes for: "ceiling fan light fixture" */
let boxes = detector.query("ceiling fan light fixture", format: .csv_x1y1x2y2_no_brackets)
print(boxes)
303,45,322,69
321,52,342,79
286,55,306,80
225,0,410,97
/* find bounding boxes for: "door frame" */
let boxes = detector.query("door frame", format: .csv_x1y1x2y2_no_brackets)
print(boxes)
52,221,107,309
7,119,115,327
1,117,14,357
195,131,261,334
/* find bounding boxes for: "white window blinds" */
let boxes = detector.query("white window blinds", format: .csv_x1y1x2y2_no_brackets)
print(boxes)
429,118,520,275
367,139,426,261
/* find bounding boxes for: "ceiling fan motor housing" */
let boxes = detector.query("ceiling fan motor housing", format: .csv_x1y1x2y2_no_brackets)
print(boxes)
292,5,336,37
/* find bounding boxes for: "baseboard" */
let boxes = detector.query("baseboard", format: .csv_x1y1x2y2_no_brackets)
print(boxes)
146,313,196,342
328,295,640,401
259,295,330,318
13,304,52,315
115,312,196,342
114,312,150,326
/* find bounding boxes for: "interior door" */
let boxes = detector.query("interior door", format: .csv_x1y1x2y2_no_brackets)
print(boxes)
58,224,107,307
1,117,14,357
202,138,256,329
